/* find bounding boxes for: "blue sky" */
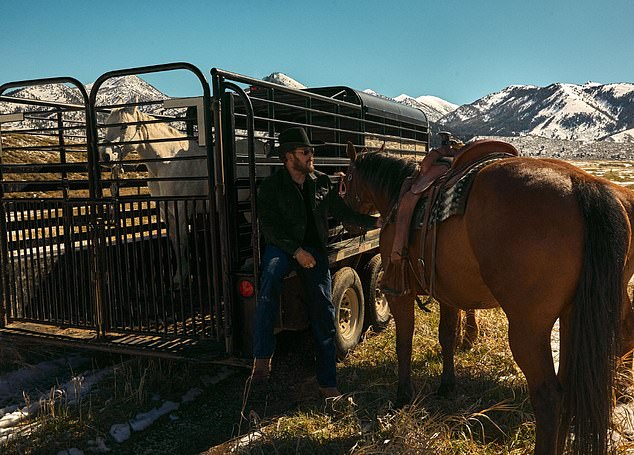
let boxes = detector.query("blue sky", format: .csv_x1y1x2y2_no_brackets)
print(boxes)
1,0,632,105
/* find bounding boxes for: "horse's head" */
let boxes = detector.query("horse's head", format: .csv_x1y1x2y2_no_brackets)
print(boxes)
100,106,143,164
342,142,418,221
342,142,381,215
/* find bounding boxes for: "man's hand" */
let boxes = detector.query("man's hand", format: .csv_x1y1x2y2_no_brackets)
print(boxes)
294,248,317,269
375,216,384,229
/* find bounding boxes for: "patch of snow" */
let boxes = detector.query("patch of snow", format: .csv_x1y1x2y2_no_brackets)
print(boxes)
109,423,131,443
109,367,234,444
262,72,305,90
87,436,110,452
181,387,203,403
57,448,84,455
0,355,86,407
0,365,113,443
129,400,179,432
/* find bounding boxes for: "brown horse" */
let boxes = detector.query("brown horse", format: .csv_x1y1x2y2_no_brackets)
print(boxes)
343,143,634,455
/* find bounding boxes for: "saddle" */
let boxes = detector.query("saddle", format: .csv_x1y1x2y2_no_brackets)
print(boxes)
381,139,519,296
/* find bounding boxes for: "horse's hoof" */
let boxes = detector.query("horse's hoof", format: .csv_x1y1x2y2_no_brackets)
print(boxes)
394,395,409,409
436,382,455,397
395,384,415,408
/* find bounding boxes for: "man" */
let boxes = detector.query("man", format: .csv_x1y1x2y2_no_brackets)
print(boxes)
252,127,381,398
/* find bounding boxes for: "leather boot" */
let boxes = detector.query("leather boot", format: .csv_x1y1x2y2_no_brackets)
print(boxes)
251,358,271,384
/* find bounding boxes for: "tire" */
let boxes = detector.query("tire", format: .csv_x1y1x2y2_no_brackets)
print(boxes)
332,267,365,358
362,254,391,330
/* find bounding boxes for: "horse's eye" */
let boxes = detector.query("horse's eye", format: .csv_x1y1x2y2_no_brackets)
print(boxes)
347,174,353,181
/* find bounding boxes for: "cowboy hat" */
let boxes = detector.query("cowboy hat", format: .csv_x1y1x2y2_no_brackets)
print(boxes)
276,127,323,159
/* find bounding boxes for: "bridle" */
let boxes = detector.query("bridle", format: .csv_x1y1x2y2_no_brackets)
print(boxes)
101,120,144,199
102,121,144,162
339,165,363,207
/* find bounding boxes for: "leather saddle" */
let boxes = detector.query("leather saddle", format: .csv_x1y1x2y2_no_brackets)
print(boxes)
381,139,519,296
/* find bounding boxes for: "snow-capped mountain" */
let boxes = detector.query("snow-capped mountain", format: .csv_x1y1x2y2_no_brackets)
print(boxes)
262,72,306,90
0,76,169,129
361,89,458,123
394,94,458,122
0,75,167,113
1,83,87,106
3,71,634,147
0,75,172,133
87,75,169,107
439,82,634,142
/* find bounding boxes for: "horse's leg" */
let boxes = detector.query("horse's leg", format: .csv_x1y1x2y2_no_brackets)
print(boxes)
438,303,460,396
617,289,634,398
508,321,561,455
389,292,416,406
461,309,479,350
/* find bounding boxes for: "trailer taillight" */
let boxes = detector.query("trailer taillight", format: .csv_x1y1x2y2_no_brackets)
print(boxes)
238,279,255,298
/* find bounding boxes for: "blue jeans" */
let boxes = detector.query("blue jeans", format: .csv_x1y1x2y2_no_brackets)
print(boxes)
253,244,336,388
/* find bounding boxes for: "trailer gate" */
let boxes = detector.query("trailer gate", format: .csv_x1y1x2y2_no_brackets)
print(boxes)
0,65,226,356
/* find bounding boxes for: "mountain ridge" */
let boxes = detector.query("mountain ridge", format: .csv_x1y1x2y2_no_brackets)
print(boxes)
439,81,634,142
2,72,633,146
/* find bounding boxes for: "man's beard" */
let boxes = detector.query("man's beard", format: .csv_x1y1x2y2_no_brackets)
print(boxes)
292,157,314,174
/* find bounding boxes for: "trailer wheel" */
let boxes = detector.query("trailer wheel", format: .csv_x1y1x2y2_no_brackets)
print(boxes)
362,254,391,330
332,267,365,358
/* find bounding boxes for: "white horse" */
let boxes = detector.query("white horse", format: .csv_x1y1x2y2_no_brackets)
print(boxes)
100,105,267,288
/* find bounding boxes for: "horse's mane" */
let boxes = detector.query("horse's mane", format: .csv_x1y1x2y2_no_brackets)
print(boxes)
354,152,419,207
115,107,184,139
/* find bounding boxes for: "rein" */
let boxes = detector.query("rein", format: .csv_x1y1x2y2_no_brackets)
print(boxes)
102,119,146,200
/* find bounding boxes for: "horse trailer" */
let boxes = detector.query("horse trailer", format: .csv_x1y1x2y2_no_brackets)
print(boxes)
0,62,429,359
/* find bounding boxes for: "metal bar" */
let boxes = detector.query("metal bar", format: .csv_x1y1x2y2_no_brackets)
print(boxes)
0,207,8,327
151,201,167,335
211,68,362,110
222,83,260,297
191,200,203,336
31,205,47,322
183,200,195,335
163,200,176,334
122,201,135,331
199,208,213,338
172,200,185,335
15,208,30,319
212,88,236,351
46,204,59,323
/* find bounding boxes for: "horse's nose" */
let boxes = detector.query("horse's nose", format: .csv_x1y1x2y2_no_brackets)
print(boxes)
100,148,110,162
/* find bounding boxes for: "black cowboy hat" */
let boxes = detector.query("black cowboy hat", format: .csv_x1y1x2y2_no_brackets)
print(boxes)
276,127,323,159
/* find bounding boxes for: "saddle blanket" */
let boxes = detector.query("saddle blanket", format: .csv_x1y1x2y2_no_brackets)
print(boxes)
411,155,507,229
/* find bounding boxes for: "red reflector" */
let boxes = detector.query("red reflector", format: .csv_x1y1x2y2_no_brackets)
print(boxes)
238,280,255,298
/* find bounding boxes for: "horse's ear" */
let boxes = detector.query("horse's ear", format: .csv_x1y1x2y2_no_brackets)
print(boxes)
378,142,386,153
346,141,357,161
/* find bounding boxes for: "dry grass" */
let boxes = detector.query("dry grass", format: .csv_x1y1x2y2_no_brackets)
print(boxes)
233,307,541,454
0,353,211,454
4,144,634,453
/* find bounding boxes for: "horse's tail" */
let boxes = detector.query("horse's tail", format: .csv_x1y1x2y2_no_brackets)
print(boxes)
559,178,628,454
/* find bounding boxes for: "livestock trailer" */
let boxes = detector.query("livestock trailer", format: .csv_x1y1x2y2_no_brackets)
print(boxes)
0,63,429,359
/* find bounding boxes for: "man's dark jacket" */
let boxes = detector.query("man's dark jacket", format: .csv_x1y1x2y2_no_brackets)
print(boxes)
257,167,376,256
